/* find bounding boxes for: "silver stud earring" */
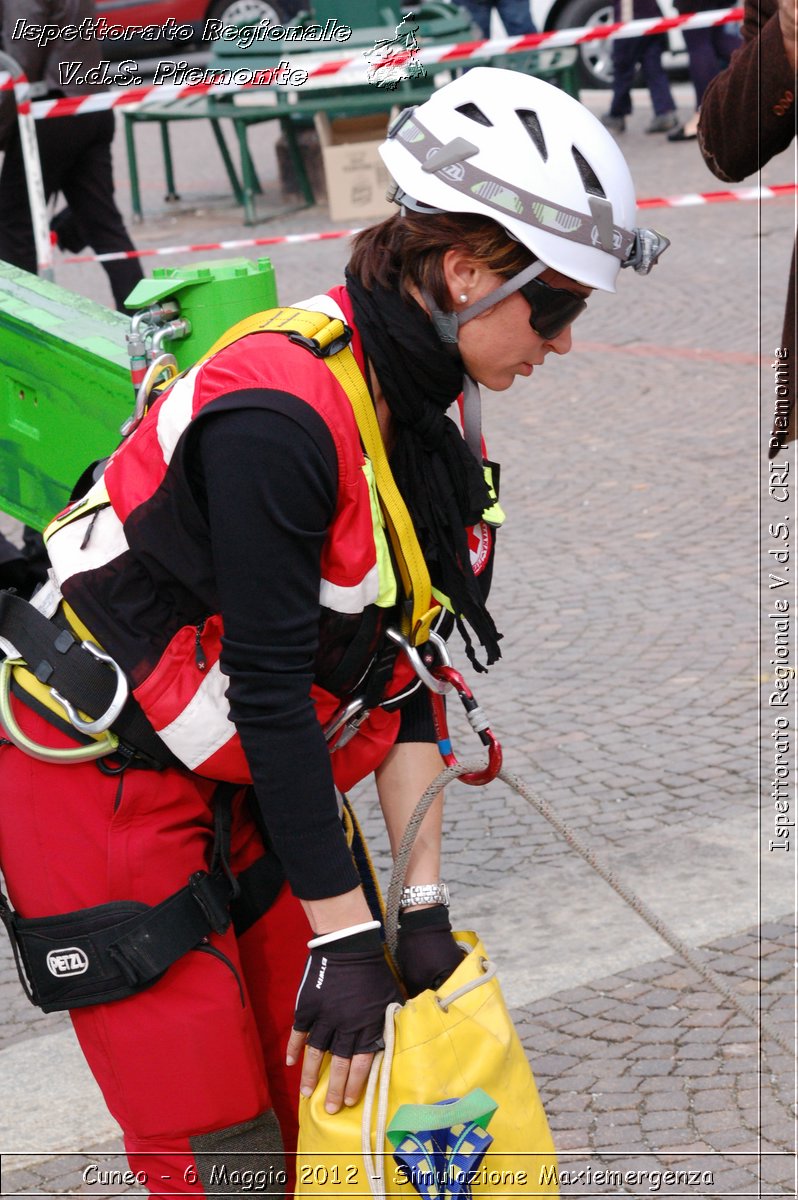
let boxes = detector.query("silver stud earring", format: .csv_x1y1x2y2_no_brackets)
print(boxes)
458,293,468,303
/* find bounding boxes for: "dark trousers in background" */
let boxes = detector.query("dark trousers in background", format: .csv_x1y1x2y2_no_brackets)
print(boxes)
675,0,742,109
682,23,741,106
457,0,536,37
609,34,675,118
0,108,143,311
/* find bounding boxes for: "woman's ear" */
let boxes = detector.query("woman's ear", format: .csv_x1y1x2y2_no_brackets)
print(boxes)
442,248,484,308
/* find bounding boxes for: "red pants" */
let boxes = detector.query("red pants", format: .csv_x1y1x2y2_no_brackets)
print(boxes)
0,704,312,1196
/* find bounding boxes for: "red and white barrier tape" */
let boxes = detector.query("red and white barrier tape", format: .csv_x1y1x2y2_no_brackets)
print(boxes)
0,7,742,119
57,183,796,266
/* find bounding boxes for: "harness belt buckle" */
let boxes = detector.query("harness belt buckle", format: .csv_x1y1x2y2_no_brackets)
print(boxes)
189,871,232,935
106,941,144,988
287,325,353,359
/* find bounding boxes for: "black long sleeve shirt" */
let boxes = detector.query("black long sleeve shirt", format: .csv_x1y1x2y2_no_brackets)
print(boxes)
190,396,433,900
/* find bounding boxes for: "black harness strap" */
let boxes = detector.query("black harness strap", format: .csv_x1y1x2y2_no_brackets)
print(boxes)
0,590,176,768
230,849,285,938
0,783,241,1013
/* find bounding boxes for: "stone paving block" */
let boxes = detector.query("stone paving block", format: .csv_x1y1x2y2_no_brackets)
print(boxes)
637,1007,684,1027
680,1009,734,1028
758,1152,796,1184
639,1111,693,1134
711,1166,766,1193
690,1089,732,1114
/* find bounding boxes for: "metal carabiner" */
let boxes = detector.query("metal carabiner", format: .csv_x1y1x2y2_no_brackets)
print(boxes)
0,659,120,763
385,627,453,695
120,353,179,438
385,626,502,785
323,696,370,751
50,641,130,735
429,664,503,786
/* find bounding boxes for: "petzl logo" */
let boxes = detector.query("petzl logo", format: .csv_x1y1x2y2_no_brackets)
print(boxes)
590,224,623,250
46,947,89,978
439,162,465,183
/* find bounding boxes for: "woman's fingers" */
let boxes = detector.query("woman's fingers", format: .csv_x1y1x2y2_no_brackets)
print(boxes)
324,1051,375,1114
289,1035,375,1115
285,1026,307,1069
343,1052,374,1107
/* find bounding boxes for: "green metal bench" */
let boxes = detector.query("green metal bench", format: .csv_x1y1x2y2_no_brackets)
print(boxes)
122,2,580,225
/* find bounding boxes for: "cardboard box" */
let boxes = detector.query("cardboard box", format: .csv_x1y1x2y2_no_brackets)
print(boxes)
314,112,395,222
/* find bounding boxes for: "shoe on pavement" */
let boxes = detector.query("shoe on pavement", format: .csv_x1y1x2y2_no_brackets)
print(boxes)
646,111,679,134
600,113,626,133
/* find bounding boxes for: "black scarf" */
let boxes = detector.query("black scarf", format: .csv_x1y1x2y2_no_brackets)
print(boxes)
345,269,502,670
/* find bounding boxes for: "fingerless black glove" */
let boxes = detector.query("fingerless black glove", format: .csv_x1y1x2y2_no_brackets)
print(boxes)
293,927,402,1058
397,904,465,998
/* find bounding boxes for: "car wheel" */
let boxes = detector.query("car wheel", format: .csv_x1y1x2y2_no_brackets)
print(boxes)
557,0,617,89
205,0,303,29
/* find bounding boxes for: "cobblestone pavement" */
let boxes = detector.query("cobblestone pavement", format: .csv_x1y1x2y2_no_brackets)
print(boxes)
1,74,796,1197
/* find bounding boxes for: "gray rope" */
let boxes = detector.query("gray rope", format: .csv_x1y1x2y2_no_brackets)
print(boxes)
386,759,794,1060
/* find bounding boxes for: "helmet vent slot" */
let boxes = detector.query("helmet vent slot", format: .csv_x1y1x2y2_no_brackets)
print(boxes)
572,147,606,198
454,102,493,127
516,110,547,161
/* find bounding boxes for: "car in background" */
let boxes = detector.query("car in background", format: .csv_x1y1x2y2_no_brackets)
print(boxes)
530,0,689,87
94,0,690,86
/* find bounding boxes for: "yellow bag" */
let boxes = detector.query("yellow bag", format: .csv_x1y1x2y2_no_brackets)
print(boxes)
296,931,559,1198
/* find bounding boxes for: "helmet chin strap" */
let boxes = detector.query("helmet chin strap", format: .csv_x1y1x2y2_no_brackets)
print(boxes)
421,259,547,349
421,260,548,463
456,260,547,326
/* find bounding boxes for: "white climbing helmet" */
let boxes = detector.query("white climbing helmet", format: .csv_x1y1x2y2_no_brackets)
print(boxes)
379,67,668,293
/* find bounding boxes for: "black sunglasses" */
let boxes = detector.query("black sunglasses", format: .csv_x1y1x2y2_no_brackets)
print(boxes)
519,277,588,341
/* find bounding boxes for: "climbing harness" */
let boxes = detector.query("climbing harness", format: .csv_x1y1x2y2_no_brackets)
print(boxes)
0,784,241,1013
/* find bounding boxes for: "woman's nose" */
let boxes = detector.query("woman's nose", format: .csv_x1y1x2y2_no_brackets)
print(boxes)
545,324,574,355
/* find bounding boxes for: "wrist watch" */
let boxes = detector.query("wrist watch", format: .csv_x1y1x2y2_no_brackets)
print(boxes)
399,881,450,909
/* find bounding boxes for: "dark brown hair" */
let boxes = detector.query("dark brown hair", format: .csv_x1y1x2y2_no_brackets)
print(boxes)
347,210,535,310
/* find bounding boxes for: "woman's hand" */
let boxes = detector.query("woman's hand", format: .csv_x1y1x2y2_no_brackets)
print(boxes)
397,903,465,997
286,926,402,1113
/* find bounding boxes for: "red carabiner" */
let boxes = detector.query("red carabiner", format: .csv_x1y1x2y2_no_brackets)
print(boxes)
429,664,503,786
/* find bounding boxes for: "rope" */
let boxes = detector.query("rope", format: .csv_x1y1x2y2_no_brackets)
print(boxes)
386,760,794,1060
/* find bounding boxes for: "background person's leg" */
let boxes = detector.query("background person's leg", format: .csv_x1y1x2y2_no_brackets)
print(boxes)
55,111,144,310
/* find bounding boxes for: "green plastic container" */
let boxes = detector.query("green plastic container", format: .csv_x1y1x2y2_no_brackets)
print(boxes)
0,263,131,529
0,257,278,529
124,257,278,371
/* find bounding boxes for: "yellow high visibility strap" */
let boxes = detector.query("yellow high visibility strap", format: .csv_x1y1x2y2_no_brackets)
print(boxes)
199,306,344,365
200,306,437,645
322,342,437,645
